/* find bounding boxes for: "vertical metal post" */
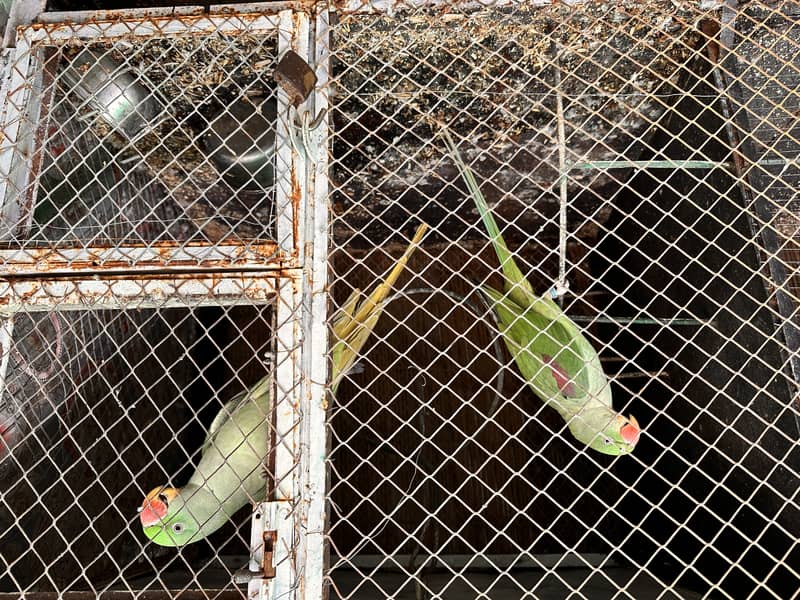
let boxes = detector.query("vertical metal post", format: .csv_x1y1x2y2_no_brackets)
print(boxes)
0,315,14,399
270,275,301,599
299,6,331,599
276,9,297,258
0,35,34,238
554,43,569,299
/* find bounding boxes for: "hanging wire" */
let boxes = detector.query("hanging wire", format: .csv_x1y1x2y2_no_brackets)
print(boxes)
553,42,570,302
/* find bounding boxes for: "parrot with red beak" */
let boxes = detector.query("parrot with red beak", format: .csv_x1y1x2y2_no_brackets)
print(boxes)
442,129,639,455
140,224,428,546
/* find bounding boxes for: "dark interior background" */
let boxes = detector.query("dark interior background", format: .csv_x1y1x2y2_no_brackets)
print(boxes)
327,32,800,599
0,305,272,592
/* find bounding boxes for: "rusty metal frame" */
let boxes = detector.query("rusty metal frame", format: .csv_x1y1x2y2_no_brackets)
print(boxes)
333,0,536,14
0,272,284,312
0,593,246,600
0,4,332,600
0,7,303,275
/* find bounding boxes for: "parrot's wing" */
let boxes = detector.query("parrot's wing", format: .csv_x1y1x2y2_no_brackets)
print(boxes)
201,396,241,456
201,374,272,456
483,286,597,404
332,288,361,333
330,224,427,393
330,300,384,392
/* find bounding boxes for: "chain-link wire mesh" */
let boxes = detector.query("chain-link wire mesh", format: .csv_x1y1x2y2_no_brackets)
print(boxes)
1,0,800,598
0,6,311,599
0,10,292,271
326,1,800,598
0,295,306,595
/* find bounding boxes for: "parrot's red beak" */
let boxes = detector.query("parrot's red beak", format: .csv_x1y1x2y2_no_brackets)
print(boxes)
140,487,178,527
620,414,640,446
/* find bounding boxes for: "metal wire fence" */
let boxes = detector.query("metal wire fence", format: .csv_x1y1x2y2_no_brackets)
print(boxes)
325,1,800,598
0,0,798,599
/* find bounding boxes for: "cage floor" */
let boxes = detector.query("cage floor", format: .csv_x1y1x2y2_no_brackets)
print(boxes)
329,568,702,599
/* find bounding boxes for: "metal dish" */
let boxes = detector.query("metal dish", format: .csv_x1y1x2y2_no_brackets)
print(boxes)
202,97,277,191
60,48,164,141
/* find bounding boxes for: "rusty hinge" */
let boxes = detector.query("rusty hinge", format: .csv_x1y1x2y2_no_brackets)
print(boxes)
262,530,277,579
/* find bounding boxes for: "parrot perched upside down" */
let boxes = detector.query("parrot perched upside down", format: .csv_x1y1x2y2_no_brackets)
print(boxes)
140,224,428,546
140,375,272,546
441,129,639,456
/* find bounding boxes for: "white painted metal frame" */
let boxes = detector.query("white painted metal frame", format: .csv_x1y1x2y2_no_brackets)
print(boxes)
0,5,332,599
297,8,331,600
0,9,299,273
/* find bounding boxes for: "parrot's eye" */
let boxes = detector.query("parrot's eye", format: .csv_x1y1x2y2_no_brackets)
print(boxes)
603,437,612,445
158,493,169,505
172,523,183,534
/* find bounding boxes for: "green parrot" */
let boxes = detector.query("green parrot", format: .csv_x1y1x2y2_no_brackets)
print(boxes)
140,224,428,546
442,129,639,455
139,375,272,546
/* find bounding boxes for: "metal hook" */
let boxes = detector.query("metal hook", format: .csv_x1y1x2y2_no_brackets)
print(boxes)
291,107,327,161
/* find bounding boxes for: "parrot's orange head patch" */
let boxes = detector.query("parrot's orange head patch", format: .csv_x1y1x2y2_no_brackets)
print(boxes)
139,487,179,527
619,414,640,446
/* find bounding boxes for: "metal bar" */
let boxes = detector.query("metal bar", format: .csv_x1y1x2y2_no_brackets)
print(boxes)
0,242,284,275
0,273,281,312
2,0,46,48
331,552,610,570
292,10,311,259
0,315,14,400
717,1,800,423
38,6,206,24
334,0,546,15
554,44,568,298
212,2,316,15
40,1,304,24
255,12,304,600
0,592,245,600
570,315,710,326
299,7,331,600
271,276,300,599
0,33,34,239
572,159,725,170
613,370,669,380
573,158,800,170
276,10,297,257
23,14,282,44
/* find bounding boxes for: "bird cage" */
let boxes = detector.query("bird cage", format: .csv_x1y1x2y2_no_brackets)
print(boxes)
0,3,328,599
325,0,800,599
1,0,799,599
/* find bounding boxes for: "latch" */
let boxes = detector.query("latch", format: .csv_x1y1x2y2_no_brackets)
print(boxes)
234,500,293,599
262,529,277,579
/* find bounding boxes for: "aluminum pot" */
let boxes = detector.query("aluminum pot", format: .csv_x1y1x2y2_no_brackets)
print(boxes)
202,97,277,191
60,47,164,141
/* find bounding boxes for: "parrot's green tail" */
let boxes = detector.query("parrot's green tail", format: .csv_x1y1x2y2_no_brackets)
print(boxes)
441,126,535,306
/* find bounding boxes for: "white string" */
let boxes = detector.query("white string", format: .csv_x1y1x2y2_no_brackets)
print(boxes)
553,44,569,300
